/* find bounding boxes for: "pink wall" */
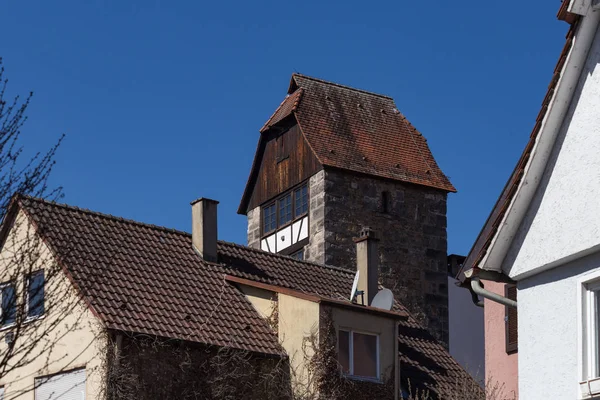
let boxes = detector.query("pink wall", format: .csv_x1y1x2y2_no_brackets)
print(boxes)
484,280,518,399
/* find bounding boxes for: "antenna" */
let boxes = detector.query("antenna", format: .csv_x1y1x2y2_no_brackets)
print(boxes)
371,288,394,311
350,271,364,305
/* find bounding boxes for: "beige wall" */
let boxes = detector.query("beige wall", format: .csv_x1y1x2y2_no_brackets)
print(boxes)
242,284,399,394
278,294,320,388
484,280,518,399
330,307,397,382
238,285,276,320
0,210,106,399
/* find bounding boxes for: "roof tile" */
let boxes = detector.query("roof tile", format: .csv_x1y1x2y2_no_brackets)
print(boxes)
19,195,475,396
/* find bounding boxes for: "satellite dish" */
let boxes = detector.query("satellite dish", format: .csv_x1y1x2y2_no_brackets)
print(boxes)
350,271,360,302
371,288,394,310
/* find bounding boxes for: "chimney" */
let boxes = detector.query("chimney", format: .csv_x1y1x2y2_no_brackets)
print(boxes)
191,198,219,262
354,227,379,306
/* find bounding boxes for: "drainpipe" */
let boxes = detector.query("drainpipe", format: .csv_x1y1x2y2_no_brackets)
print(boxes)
464,268,517,309
394,321,399,400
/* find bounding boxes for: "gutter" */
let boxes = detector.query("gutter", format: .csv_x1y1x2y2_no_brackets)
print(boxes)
464,268,517,309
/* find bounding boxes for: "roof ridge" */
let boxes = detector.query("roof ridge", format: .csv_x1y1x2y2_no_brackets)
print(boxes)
216,239,355,276
20,195,355,277
19,195,192,237
292,73,393,100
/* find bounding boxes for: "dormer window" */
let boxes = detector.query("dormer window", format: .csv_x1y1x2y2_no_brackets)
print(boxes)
338,329,380,380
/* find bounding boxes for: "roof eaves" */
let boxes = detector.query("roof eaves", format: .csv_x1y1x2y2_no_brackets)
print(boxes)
16,197,108,326
225,274,408,320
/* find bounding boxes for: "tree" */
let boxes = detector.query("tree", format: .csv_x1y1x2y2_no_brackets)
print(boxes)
0,58,83,399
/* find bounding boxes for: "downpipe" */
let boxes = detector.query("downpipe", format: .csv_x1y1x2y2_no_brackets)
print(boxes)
464,268,517,309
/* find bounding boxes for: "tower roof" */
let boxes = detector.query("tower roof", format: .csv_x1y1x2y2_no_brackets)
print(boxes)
240,74,455,213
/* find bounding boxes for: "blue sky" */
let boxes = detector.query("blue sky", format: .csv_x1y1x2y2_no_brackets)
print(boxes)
1,0,568,256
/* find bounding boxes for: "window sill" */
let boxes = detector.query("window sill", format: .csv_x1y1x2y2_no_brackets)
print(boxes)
0,314,45,332
580,378,600,399
344,374,382,384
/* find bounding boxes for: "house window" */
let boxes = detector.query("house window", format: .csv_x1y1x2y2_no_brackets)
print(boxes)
338,329,379,379
27,271,44,318
505,284,518,354
290,249,304,261
1,283,16,327
262,182,308,236
263,203,277,234
35,368,86,400
583,281,600,381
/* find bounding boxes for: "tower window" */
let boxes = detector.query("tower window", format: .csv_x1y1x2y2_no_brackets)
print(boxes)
279,193,292,226
261,182,309,236
263,203,277,234
382,191,391,214
290,249,304,260
294,185,308,216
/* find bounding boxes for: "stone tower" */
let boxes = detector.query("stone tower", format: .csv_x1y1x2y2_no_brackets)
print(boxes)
238,74,455,345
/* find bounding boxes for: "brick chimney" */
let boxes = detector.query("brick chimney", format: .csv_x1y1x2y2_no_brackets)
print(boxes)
191,198,219,262
354,227,379,306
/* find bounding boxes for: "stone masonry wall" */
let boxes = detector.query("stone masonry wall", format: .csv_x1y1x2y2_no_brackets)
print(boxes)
247,206,261,249
304,170,326,265
317,169,449,346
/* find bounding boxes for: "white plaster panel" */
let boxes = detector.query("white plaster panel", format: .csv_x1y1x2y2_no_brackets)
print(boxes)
517,251,600,399
504,25,600,278
298,216,309,242
277,226,292,251
264,234,276,253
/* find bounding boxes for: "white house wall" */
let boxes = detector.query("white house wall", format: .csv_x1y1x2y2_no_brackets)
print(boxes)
448,277,485,380
517,250,600,399
503,23,600,279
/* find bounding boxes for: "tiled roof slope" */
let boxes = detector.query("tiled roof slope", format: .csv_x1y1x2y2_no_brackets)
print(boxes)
18,196,475,396
260,88,303,133
268,74,455,192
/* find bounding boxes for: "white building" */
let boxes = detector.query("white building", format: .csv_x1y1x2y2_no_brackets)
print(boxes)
458,1,600,398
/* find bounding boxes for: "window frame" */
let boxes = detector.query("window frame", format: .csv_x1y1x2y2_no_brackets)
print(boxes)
337,328,380,381
261,181,309,237
578,272,600,398
26,270,45,320
0,281,16,329
290,249,304,261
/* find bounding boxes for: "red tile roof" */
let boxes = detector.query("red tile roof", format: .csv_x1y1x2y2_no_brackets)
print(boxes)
460,9,579,277
262,74,455,192
260,89,303,133
16,195,476,396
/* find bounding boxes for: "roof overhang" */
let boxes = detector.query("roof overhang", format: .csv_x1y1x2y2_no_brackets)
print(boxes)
460,4,600,281
225,274,408,320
